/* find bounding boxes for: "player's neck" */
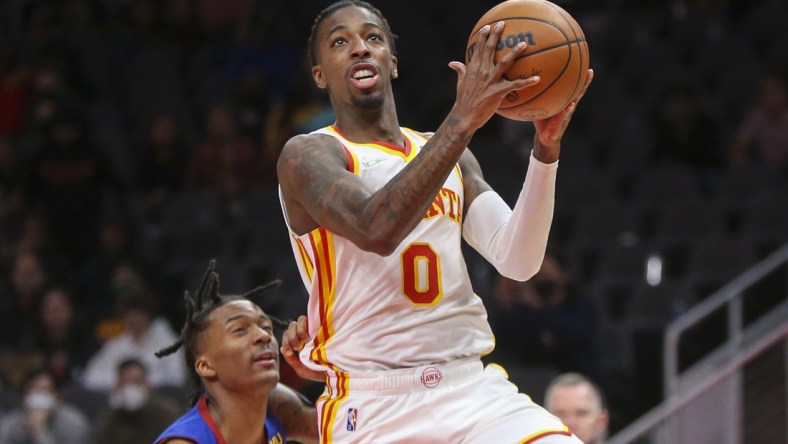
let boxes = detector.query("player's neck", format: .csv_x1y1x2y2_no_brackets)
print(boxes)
334,100,403,146
207,390,269,444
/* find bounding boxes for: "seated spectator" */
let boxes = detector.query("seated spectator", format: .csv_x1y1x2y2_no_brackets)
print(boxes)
33,286,99,387
135,111,190,221
0,137,29,224
185,102,258,199
89,261,153,340
92,358,182,444
79,218,159,323
26,102,126,265
650,83,724,192
730,68,788,173
545,372,609,444
0,367,90,444
489,250,603,381
81,289,186,391
0,382,19,416
0,250,49,351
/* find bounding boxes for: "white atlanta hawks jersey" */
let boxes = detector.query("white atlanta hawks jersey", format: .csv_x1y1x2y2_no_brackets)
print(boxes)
279,125,495,373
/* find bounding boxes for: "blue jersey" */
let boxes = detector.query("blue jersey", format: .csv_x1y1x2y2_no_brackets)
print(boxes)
154,396,286,444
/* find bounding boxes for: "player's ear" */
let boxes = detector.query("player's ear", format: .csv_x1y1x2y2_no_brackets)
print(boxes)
391,56,398,79
312,65,327,89
195,355,216,379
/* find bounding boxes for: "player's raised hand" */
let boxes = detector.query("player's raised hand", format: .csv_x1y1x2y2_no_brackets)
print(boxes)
281,315,325,382
448,21,540,132
532,69,594,162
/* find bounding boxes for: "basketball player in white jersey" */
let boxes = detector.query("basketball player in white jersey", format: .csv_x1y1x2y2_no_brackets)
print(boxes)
277,1,593,442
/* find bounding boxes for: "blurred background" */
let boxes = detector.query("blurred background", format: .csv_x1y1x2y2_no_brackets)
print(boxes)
0,0,786,442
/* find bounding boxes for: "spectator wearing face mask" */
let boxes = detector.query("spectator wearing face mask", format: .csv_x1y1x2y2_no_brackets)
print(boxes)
0,368,90,444
92,358,181,444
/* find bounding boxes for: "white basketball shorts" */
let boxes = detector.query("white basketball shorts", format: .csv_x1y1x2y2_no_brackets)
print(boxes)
316,357,581,443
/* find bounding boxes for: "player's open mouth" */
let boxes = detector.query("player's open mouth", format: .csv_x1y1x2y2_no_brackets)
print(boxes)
252,351,277,368
349,63,379,89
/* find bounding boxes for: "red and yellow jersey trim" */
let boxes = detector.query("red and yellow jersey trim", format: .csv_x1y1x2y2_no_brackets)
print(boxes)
326,125,417,162
319,372,350,443
403,128,464,187
293,236,314,282
341,145,360,175
519,426,573,443
307,227,340,370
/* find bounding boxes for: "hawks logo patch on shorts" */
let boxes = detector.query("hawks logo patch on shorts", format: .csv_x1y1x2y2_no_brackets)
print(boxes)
420,367,443,388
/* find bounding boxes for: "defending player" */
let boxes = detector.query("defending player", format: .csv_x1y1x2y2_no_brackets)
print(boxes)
154,260,317,444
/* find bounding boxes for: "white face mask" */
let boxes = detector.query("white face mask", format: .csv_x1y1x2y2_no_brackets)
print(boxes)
109,384,149,411
25,390,56,412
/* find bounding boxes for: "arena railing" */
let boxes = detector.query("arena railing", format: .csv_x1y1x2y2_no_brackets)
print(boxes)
608,241,788,444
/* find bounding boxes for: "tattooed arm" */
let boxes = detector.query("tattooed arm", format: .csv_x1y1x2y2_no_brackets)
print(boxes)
278,121,476,255
277,22,541,255
269,383,319,444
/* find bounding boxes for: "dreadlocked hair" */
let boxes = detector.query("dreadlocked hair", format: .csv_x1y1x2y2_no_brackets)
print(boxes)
307,0,398,66
155,260,288,406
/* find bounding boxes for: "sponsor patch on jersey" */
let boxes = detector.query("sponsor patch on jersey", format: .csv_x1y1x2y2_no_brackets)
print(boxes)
346,407,358,431
361,157,382,168
420,366,443,388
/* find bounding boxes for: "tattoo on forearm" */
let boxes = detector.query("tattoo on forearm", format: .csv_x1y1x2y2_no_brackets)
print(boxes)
368,117,472,230
284,120,473,244
269,388,317,440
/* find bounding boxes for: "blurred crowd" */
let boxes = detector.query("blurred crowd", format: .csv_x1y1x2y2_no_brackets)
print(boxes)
0,0,786,441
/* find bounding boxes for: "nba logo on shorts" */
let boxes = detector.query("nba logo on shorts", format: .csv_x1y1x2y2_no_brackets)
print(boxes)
346,407,358,432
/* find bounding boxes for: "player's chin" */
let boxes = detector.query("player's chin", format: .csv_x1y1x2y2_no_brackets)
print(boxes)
350,92,385,109
250,366,280,385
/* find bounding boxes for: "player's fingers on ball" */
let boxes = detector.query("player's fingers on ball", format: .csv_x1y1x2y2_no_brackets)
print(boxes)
477,23,491,40
481,23,502,60
472,24,491,63
551,105,573,127
576,69,594,100
509,75,540,91
561,101,576,116
485,22,505,54
490,20,506,38
448,61,466,77
497,41,525,70
585,69,595,86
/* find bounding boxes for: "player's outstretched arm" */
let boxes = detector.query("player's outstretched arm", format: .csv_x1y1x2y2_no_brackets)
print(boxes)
460,149,553,281
460,70,593,281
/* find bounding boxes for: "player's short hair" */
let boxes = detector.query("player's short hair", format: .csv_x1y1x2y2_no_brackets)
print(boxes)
545,372,607,410
308,0,398,65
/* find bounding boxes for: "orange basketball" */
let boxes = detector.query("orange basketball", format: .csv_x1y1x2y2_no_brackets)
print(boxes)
466,0,589,121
